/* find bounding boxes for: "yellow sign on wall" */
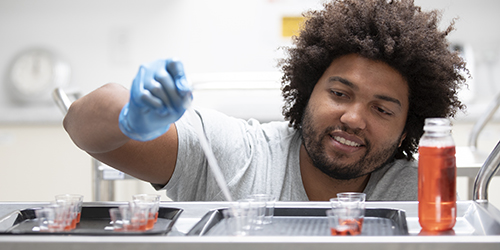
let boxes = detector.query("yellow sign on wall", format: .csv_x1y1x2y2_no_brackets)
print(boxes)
282,16,305,37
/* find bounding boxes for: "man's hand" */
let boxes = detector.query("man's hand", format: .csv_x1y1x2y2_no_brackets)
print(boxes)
119,59,192,141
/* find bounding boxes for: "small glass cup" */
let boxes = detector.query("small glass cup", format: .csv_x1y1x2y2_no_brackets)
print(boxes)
117,203,149,231
238,198,263,230
55,194,84,226
132,194,160,227
223,201,257,236
52,200,76,230
326,207,365,236
337,192,366,209
35,203,72,232
117,205,133,231
109,208,125,231
35,206,59,232
246,194,276,225
127,202,150,231
329,198,339,209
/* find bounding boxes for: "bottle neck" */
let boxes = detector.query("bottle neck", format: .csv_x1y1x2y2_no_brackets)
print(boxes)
424,130,451,137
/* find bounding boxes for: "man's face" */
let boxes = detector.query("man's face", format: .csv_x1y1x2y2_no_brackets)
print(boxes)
301,54,409,180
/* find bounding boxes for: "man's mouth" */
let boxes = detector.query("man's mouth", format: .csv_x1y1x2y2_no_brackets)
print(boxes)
332,135,362,147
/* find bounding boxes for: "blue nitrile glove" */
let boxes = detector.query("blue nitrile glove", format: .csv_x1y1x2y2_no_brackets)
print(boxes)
118,59,192,141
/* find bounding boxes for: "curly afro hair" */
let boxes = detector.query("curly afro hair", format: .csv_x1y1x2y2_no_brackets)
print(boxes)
279,0,467,160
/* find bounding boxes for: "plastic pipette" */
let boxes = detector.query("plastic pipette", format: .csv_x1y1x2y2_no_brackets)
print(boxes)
185,108,233,202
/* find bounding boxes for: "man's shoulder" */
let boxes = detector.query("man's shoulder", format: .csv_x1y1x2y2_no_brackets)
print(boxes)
389,158,418,173
379,159,418,181
260,121,297,139
365,159,418,201
370,159,417,179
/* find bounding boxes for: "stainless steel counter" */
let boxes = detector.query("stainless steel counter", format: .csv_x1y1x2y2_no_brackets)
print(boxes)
1,201,500,250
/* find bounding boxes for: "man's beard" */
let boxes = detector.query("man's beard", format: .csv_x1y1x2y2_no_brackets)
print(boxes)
301,108,401,180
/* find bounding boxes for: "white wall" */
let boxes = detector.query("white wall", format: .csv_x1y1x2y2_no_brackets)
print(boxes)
0,0,500,205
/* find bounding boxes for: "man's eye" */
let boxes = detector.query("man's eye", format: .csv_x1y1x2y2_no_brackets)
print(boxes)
331,90,345,97
375,106,393,116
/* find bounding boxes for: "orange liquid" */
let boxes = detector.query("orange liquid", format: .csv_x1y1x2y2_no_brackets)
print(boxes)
123,224,134,231
63,218,77,231
76,212,81,223
418,146,456,231
145,213,155,230
131,218,147,231
331,228,355,235
48,224,64,232
330,218,363,236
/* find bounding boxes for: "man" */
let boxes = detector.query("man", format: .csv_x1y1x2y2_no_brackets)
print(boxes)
63,0,466,201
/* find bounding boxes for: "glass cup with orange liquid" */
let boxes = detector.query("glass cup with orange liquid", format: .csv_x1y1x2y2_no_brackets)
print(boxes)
35,200,79,232
115,203,150,232
35,204,66,232
326,207,365,236
54,194,84,230
132,194,160,230
328,192,366,235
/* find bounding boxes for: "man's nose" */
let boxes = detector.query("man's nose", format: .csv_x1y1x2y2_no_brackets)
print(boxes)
339,103,367,131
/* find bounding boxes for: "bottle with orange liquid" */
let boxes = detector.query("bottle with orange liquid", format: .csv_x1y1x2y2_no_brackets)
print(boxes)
418,118,456,231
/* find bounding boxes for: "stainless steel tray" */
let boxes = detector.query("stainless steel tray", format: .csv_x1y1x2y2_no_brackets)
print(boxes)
187,207,408,236
0,205,183,236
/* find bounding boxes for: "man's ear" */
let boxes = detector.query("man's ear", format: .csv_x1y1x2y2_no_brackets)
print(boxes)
399,132,407,147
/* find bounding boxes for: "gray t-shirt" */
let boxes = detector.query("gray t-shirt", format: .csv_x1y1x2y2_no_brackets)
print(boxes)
156,109,418,201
